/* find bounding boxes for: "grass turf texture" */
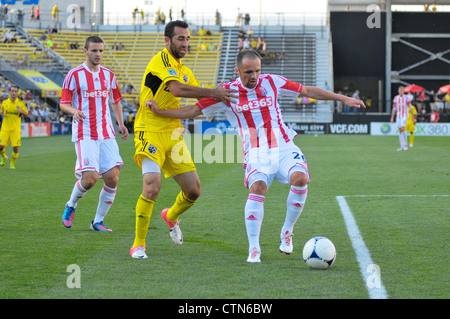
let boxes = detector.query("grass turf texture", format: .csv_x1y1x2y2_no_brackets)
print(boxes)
0,134,448,299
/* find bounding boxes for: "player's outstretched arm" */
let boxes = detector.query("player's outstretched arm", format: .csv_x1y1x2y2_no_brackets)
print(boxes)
166,80,238,104
301,86,366,109
146,99,202,119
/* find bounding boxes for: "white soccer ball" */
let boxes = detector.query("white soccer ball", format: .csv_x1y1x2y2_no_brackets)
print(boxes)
302,237,336,270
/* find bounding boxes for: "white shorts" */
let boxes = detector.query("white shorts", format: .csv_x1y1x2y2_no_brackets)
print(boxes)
396,116,407,128
74,138,123,179
243,140,311,189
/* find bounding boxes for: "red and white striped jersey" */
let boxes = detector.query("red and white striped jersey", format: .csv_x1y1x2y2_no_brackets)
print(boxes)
393,94,412,119
61,63,122,142
197,74,303,154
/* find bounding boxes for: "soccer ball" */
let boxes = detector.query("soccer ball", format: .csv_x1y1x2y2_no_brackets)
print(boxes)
302,237,336,270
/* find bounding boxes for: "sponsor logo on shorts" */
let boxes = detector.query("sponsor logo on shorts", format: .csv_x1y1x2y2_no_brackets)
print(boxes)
148,144,158,154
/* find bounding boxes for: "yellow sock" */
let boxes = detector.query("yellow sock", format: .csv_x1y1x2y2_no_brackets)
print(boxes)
410,133,414,146
167,191,197,222
132,195,155,248
0,149,6,160
11,152,18,166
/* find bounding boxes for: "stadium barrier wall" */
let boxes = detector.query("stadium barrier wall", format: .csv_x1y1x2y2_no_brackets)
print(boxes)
20,123,71,137
194,120,449,136
370,122,450,136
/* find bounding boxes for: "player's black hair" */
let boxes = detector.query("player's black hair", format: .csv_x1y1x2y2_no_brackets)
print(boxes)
9,85,19,91
84,36,104,49
236,49,262,69
164,20,189,39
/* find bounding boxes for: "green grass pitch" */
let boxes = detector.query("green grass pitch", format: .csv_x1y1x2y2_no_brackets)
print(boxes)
0,134,448,299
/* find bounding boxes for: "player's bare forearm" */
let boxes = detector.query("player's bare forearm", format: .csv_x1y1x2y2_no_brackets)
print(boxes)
111,101,129,140
146,99,202,119
167,80,238,103
302,86,366,108
61,103,86,123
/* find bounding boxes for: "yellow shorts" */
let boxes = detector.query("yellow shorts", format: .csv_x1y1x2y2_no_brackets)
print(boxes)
134,129,196,178
405,121,415,133
0,129,21,147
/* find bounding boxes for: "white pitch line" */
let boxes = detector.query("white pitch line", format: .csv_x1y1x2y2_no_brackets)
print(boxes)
336,196,389,299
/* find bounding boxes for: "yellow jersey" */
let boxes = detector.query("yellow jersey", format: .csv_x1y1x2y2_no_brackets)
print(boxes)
134,48,200,133
407,104,417,125
0,98,27,132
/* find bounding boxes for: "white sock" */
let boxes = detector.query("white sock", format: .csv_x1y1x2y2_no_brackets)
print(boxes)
94,185,117,223
244,193,265,252
402,131,408,148
67,180,87,208
281,185,307,234
399,133,404,148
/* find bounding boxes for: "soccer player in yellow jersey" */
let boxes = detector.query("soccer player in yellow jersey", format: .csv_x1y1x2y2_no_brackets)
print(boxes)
130,20,237,258
0,85,29,169
405,103,417,147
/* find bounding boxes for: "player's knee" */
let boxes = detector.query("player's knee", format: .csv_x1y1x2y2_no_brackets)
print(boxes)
290,172,307,187
143,174,161,200
249,180,267,195
185,181,201,201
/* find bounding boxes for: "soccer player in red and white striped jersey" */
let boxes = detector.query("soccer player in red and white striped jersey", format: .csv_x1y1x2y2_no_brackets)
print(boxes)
390,86,413,151
60,36,129,232
147,50,364,262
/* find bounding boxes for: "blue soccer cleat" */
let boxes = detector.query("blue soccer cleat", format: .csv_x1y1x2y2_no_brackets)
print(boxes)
62,204,76,228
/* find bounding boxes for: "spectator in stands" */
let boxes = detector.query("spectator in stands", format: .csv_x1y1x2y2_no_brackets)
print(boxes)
430,109,439,123
30,5,35,22
47,37,57,50
417,108,428,122
215,9,221,26
279,50,287,61
4,30,13,43
428,90,436,112
444,92,450,112
112,43,118,50
35,5,40,21
197,27,206,36
256,37,266,56
118,42,125,51
160,12,166,24
243,37,251,50
126,82,134,94
436,92,444,113
352,90,360,113
237,38,244,51
70,42,79,50
52,4,59,22
140,9,145,24
40,106,50,122
244,13,250,25
416,91,427,112
237,28,246,40
132,7,138,24
236,8,243,26
335,91,344,113
2,31,7,43
24,90,32,101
